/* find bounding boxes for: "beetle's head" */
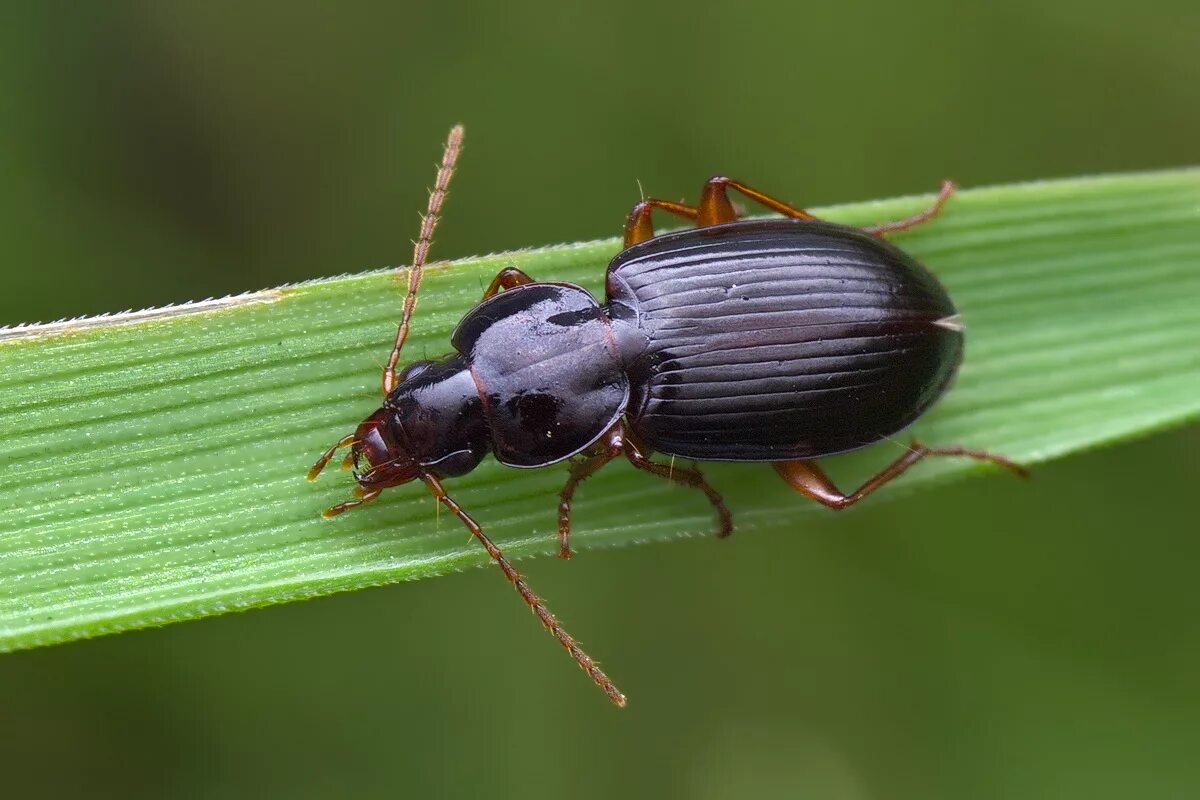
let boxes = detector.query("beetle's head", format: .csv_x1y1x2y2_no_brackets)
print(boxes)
347,407,422,491
308,356,489,517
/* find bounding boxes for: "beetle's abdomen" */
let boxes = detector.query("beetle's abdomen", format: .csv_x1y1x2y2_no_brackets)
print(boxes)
606,219,961,461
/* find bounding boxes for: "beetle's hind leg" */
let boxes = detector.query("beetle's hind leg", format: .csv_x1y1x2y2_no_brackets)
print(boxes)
862,181,956,237
701,176,955,237
628,177,955,246
774,441,1028,510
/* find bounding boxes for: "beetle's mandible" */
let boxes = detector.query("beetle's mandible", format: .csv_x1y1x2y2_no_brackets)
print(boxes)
308,126,1027,707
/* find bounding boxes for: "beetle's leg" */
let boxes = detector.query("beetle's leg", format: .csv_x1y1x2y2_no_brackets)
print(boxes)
482,267,536,300
696,177,818,226
624,199,699,247
862,181,956,237
774,440,1028,509
621,437,734,539
557,424,625,559
421,473,627,708
322,487,382,518
626,175,821,244
383,125,465,396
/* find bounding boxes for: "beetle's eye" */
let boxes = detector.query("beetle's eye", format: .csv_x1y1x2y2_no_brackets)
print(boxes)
399,359,434,383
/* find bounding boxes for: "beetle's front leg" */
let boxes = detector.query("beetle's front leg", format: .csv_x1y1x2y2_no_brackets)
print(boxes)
557,423,625,559
482,267,536,300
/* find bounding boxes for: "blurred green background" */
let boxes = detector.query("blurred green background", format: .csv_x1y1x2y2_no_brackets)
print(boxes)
2,2,1198,798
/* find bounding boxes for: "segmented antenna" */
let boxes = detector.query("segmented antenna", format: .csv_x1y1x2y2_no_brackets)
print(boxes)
383,124,465,395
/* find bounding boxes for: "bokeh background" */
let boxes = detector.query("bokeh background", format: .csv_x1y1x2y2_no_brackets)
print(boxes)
2,2,1199,798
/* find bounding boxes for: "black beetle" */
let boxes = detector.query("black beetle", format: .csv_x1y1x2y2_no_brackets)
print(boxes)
308,126,1026,706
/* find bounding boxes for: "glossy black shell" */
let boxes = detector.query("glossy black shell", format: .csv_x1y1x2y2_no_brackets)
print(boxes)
605,219,961,461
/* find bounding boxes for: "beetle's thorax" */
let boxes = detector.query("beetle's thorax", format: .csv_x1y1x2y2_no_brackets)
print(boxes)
448,282,631,469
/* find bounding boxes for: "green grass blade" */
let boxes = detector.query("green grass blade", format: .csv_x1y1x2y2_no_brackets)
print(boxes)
1,170,1197,652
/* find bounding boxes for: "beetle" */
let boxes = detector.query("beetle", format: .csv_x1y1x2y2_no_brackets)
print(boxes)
308,126,1026,707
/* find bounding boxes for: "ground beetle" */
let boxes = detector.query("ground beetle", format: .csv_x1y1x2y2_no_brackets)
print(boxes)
308,126,1026,706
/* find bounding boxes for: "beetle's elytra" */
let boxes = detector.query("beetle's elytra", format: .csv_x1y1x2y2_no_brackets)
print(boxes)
308,126,1027,707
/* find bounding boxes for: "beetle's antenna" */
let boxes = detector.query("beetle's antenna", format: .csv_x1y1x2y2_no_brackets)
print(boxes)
383,125,465,395
421,473,628,708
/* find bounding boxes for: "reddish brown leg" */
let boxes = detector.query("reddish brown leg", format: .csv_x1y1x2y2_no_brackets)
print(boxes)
421,473,627,708
862,181,956,237
627,176,822,245
482,267,535,300
383,125,465,395
624,199,699,246
774,440,1028,510
629,176,954,248
557,425,625,559
696,176,818,226
558,424,733,556
622,435,734,539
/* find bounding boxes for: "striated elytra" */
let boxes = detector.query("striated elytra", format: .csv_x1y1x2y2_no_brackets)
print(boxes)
607,219,963,461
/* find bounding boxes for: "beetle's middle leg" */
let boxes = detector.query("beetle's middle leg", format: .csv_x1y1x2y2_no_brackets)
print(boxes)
774,441,1028,509
695,177,819,226
621,436,734,540
558,423,735,553
625,199,699,246
627,177,822,245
